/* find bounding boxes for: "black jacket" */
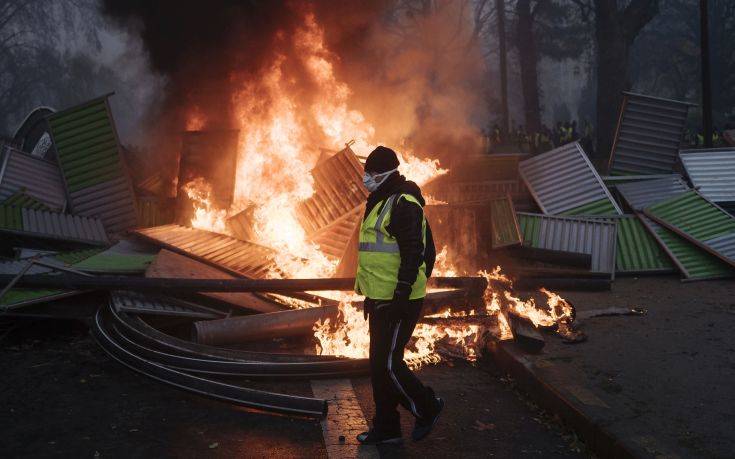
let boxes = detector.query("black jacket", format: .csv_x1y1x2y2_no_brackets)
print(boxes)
364,172,436,287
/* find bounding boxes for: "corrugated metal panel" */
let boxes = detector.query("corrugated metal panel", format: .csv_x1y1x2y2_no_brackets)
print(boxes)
679,148,735,204
602,174,677,185
517,212,617,277
309,206,362,259
1,191,50,210
609,92,692,175
705,233,735,262
596,215,674,274
111,291,223,319
73,240,156,273
519,142,621,215
136,196,175,229
637,213,733,280
48,95,138,234
489,196,521,248
644,190,735,268
0,145,66,210
296,146,368,234
132,224,275,278
1,208,109,245
615,175,690,211
226,206,257,242
561,198,618,216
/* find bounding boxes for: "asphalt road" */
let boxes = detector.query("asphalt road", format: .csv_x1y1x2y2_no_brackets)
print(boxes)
527,276,735,458
0,320,581,458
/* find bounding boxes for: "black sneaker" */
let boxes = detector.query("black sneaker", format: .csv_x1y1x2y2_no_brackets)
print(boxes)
411,397,444,441
356,428,403,445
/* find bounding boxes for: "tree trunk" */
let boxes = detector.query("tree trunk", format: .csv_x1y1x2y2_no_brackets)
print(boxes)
594,0,659,169
516,0,541,132
594,2,629,168
496,0,510,134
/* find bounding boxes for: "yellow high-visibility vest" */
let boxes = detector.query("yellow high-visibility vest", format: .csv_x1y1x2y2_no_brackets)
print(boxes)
354,193,427,300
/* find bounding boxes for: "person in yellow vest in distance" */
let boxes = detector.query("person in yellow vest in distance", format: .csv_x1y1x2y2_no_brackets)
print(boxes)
355,146,442,445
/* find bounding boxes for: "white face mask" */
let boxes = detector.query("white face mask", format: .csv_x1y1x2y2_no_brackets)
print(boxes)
363,168,397,192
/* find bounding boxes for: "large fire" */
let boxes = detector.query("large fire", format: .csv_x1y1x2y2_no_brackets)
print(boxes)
182,9,573,366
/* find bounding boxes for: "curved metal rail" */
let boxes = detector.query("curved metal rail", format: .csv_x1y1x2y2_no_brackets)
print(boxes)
91,307,328,417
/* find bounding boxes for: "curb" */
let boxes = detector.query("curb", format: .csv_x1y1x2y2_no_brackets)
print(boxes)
485,340,645,459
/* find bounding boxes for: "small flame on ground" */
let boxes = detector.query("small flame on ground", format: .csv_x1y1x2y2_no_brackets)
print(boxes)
313,265,575,367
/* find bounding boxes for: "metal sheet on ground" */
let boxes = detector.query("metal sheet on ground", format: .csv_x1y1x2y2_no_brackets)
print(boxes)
111,291,224,319
133,224,276,279
679,148,735,204
637,213,734,281
519,142,621,215
145,249,286,313
644,190,735,268
517,212,617,277
615,175,690,211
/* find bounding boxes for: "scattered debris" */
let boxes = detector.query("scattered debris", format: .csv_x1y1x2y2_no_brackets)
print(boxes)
1,88,733,420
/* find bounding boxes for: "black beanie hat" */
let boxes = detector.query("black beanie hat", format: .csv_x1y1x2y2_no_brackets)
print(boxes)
365,146,400,173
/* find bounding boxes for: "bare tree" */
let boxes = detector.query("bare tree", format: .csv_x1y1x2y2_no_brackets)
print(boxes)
0,0,102,136
572,0,660,165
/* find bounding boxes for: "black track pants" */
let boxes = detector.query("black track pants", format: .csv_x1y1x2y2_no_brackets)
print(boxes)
367,297,434,432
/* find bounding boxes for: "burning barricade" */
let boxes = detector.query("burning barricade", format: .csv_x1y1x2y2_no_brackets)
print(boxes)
1,8,734,419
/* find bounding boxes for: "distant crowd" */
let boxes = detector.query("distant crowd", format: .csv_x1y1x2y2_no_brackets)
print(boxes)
486,120,733,156
487,120,595,156
683,125,733,148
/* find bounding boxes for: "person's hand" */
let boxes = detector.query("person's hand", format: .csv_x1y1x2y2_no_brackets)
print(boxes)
363,301,374,320
392,281,412,305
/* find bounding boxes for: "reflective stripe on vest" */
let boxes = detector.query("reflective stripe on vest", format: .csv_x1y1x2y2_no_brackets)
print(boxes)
358,194,400,253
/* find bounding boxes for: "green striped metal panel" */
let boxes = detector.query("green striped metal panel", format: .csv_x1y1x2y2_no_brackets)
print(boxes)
0,249,100,308
490,196,521,248
518,213,540,246
615,216,673,273
1,191,50,210
47,96,138,234
561,198,619,217
54,248,105,265
639,214,734,280
49,98,121,193
655,220,735,280
646,191,735,241
0,289,65,307
0,205,23,230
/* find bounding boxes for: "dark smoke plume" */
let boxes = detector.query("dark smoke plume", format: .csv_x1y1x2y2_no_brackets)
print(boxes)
102,0,489,168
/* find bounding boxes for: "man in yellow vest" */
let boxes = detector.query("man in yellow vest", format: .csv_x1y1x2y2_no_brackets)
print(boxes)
355,146,442,445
